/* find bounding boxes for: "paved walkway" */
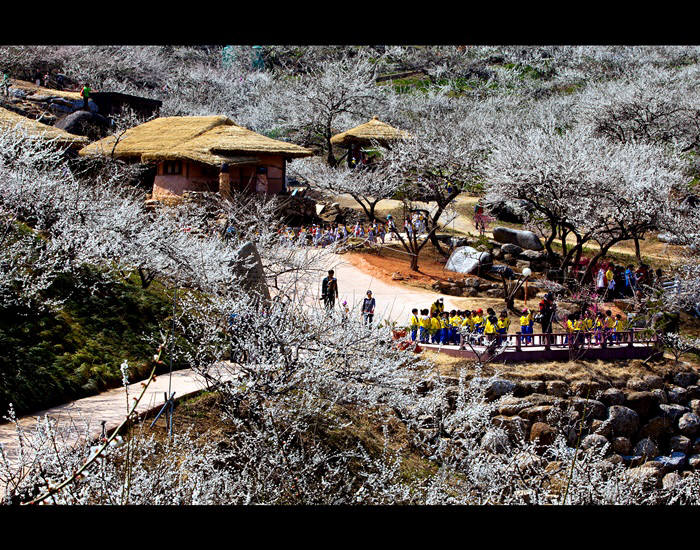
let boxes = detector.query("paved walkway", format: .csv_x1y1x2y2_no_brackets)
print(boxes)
0,364,239,470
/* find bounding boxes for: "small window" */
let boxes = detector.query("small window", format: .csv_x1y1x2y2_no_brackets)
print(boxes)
163,160,182,175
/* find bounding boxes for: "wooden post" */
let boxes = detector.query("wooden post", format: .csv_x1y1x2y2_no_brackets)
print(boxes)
544,332,551,351
515,331,522,352
627,330,634,348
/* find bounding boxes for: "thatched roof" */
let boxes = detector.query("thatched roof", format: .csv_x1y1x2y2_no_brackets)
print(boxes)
9,79,83,101
79,115,313,166
330,116,410,148
0,106,89,148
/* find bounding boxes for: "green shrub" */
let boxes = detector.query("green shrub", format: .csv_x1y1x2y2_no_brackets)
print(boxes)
0,268,179,415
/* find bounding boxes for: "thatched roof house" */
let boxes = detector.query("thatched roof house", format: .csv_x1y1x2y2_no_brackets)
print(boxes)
79,116,313,200
330,116,409,168
0,106,89,149
330,116,410,148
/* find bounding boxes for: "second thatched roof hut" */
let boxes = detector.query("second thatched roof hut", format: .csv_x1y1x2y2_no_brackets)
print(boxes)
330,116,410,168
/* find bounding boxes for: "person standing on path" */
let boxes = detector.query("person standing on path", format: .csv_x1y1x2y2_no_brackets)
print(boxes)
1,71,10,97
321,269,338,310
362,290,376,327
81,84,92,110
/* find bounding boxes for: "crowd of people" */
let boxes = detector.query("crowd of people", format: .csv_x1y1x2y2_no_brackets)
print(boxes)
408,299,514,348
277,218,404,248
406,295,632,350
586,261,660,300
276,210,438,249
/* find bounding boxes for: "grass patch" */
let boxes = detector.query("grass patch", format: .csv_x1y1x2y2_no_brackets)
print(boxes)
0,267,181,415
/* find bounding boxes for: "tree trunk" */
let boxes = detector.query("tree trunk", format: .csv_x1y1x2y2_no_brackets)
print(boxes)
325,119,336,167
410,253,419,271
429,231,447,256
634,236,642,264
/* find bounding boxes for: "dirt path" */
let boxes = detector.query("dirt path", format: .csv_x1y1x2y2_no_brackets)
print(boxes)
289,250,456,324
332,192,685,264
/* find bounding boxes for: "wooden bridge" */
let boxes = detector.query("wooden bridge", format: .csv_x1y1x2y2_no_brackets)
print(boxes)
416,330,662,363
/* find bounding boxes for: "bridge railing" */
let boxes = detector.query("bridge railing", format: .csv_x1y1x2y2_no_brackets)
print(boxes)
499,329,659,352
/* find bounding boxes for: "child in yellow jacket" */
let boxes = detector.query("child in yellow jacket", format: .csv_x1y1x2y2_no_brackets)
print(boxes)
430,313,441,344
409,308,420,342
519,308,532,344
496,310,510,344
419,309,431,343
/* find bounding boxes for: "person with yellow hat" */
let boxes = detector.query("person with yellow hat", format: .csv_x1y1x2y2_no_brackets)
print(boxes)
520,308,533,344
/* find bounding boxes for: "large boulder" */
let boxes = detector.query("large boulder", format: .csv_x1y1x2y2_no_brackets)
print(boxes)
445,246,492,274
607,405,640,438
492,227,544,251
55,110,110,139
231,241,271,305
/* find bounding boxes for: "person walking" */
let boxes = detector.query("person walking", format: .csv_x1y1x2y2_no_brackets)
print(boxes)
1,71,10,98
474,200,486,236
362,290,376,327
321,269,338,310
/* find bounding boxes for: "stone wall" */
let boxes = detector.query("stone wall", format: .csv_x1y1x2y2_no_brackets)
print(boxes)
428,371,700,484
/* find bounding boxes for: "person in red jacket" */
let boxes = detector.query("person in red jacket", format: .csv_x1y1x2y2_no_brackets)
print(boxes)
538,293,556,334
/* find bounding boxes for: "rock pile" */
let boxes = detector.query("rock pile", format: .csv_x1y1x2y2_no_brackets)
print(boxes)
452,372,700,482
